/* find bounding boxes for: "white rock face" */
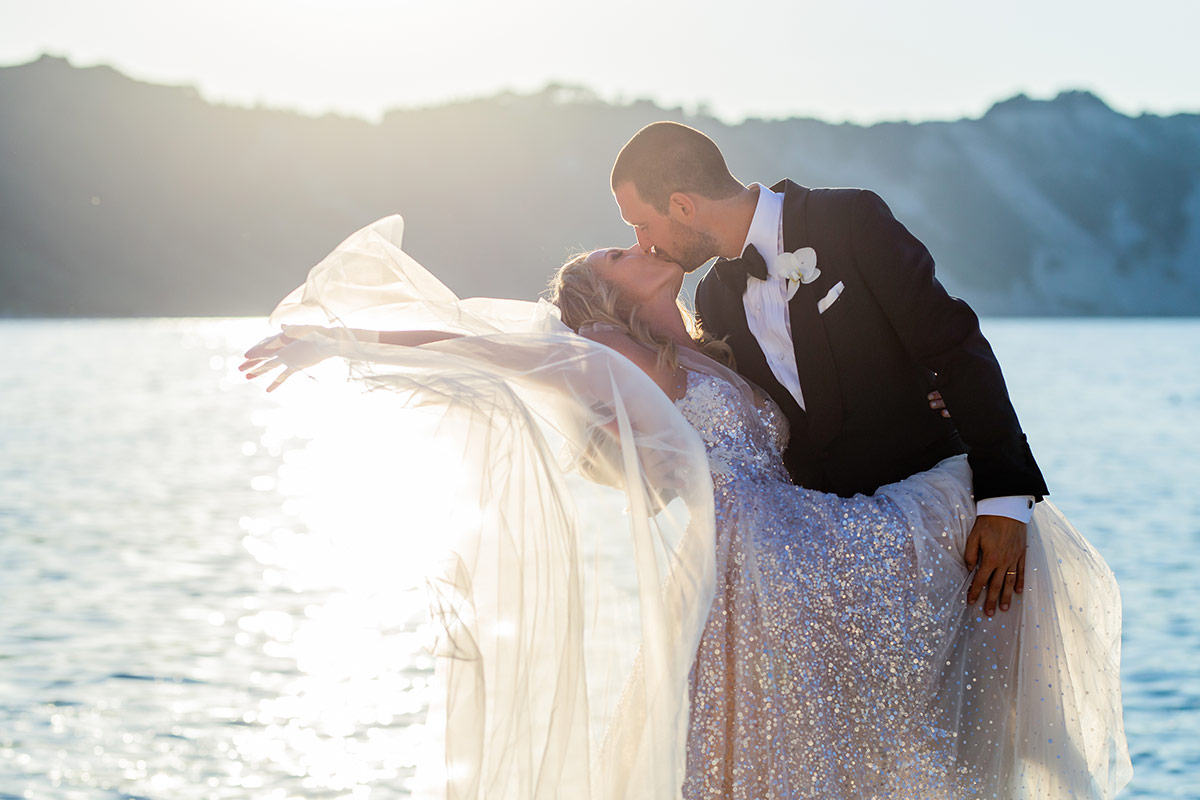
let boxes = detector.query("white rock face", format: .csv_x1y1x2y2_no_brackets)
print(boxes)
828,93,1200,315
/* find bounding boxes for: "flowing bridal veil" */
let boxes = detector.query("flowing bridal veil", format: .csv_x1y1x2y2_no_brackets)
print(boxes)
267,216,727,799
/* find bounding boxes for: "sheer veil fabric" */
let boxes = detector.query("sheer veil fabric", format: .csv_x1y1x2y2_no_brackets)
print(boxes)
268,216,742,799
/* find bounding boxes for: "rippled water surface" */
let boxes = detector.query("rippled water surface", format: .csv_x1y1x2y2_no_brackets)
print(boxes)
1,318,1197,798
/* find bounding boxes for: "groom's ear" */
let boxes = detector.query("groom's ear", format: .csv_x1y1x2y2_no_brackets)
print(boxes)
668,192,696,222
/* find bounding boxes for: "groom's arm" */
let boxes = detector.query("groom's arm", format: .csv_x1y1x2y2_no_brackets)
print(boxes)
848,190,1048,502
849,189,1046,616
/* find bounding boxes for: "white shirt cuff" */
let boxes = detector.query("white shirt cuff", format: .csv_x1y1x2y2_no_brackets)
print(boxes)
975,495,1035,524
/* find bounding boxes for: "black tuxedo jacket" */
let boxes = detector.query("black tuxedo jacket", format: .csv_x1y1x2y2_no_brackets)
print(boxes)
694,180,1048,501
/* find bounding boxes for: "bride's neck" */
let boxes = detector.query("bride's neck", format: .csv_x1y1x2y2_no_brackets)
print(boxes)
638,291,697,351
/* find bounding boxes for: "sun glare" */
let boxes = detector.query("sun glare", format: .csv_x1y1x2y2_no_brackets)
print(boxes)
236,367,476,793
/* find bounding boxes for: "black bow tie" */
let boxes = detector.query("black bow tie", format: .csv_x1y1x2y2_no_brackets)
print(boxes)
715,244,769,292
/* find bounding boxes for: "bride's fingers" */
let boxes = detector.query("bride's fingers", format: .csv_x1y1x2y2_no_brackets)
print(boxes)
927,392,951,418
243,335,279,359
243,333,294,360
245,358,282,380
266,367,297,393
239,357,269,372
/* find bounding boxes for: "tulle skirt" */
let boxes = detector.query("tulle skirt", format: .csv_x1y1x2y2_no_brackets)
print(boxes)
682,455,1130,799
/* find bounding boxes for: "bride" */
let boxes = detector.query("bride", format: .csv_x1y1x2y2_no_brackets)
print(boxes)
242,217,1130,799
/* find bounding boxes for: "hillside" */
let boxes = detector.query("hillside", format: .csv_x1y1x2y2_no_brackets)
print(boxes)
1,56,1197,316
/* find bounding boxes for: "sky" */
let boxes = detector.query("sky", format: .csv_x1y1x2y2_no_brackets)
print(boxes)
1,0,1198,124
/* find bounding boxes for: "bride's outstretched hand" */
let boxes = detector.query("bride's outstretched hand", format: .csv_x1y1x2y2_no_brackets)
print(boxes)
240,325,332,392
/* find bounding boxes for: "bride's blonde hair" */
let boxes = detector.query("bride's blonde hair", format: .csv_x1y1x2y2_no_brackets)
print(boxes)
547,253,735,373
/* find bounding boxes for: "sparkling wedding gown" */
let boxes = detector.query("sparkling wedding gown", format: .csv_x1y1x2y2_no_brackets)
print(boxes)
673,369,1129,798
267,216,1130,799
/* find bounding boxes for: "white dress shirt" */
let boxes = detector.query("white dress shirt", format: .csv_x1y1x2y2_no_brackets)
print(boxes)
737,185,1034,523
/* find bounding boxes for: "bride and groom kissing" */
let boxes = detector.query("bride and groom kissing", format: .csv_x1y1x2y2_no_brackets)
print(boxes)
608,121,1045,618
243,121,1129,797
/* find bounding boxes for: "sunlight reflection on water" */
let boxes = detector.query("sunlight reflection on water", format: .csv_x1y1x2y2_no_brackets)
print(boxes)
0,320,445,798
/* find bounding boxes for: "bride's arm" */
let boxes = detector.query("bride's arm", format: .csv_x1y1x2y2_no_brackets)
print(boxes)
377,330,462,347
244,322,697,506
241,325,463,391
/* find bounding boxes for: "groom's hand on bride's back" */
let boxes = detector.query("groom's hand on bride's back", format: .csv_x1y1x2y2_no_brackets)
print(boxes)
927,391,950,418
964,515,1026,616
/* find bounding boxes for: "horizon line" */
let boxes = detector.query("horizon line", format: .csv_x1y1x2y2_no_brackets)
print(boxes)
7,52,1200,128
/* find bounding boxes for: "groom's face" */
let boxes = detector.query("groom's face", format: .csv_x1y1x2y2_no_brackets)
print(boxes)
613,182,714,273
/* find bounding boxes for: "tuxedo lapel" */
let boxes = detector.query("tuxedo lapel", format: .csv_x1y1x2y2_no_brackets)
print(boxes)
704,259,805,425
776,180,844,450
723,282,802,417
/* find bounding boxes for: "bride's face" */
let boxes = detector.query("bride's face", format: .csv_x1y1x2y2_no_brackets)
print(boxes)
586,245,682,305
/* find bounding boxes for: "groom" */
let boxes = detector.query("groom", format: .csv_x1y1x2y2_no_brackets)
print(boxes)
611,121,1048,616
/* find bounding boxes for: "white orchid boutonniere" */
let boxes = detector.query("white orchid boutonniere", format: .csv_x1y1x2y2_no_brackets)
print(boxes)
775,246,819,300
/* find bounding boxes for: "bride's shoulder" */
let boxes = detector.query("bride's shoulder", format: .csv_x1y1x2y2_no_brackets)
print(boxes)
580,325,654,368
578,325,685,400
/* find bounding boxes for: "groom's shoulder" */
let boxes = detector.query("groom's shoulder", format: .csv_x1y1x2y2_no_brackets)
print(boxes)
776,180,880,217
804,184,879,209
773,179,870,198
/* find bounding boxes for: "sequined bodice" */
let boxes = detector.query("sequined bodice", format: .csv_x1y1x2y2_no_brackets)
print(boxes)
673,371,790,486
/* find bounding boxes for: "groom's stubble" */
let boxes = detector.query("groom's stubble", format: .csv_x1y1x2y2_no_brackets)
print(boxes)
665,217,721,273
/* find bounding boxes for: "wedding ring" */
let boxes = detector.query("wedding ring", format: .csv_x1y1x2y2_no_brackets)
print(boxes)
1005,570,1017,575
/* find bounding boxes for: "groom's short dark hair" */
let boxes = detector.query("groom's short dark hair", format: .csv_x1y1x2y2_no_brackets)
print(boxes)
611,122,742,213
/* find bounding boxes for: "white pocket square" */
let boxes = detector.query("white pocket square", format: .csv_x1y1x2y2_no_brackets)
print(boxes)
817,281,845,314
